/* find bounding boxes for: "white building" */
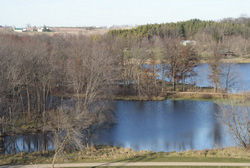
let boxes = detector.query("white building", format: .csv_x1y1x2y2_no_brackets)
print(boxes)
13,28,26,32
37,28,44,32
181,40,196,46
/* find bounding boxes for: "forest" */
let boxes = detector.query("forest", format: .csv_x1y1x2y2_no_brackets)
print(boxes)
110,17,250,58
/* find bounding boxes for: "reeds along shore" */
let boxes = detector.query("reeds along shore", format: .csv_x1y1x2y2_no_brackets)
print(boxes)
114,91,250,101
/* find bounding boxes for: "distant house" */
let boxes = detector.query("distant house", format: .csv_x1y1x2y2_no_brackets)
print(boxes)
13,28,23,32
13,27,27,32
181,40,196,46
220,49,236,57
37,26,51,32
37,28,44,32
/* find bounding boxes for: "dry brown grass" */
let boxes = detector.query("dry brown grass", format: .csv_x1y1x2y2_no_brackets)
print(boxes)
50,27,109,35
1,146,249,165
165,91,247,100
114,96,165,101
144,58,250,64
171,147,250,159
115,91,248,101
221,58,250,63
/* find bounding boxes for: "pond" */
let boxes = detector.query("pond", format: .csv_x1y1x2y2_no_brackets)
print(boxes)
1,100,235,154
155,63,250,93
95,100,234,152
193,63,250,92
1,133,53,154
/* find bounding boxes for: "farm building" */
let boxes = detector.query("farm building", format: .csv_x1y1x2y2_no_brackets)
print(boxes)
13,28,26,32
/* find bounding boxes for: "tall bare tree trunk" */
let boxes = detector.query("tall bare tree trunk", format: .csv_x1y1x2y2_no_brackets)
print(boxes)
26,87,31,118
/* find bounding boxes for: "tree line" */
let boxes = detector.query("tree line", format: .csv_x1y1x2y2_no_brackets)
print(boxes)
110,17,250,39
109,17,250,58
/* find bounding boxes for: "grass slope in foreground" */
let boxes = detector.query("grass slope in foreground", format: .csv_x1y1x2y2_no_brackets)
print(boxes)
0,146,250,165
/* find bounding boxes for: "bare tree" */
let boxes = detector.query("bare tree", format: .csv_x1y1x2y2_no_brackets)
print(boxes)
177,45,199,91
220,63,239,93
217,99,250,149
46,105,85,168
44,35,118,168
163,38,180,91
207,44,223,93
162,38,199,91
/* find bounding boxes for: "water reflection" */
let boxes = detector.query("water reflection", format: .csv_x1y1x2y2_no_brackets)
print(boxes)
2,100,235,153
95,100,234,152
3,133,53,154
156,63,250,93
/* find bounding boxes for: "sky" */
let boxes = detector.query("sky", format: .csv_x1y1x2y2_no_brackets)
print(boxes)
0,0,249,27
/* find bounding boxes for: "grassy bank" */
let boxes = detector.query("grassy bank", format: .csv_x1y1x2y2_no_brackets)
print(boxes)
220,58,250,63
114,91,249,103
1,146,249,165
166,91,248,100
114,95,166,101
2,117,44,136
144,58,250,64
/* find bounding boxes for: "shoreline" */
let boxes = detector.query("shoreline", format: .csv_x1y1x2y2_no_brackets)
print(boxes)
204,58,250,64
143,58,250,64
2,91,248,136
114,91,249,102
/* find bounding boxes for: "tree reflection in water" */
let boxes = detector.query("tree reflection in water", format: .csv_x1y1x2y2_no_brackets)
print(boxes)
3,133,53,154
3,100,236,154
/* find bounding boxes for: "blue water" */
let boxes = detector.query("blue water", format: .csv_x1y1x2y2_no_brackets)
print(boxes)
3,134,53,154
95,100,234,152
2,100,237,153
148,63,250,93
194,63,250,92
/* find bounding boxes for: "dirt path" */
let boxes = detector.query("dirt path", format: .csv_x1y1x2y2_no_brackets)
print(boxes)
1,162,250,168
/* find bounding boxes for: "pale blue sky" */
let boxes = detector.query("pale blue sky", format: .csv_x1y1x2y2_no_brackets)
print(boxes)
0,0,249,27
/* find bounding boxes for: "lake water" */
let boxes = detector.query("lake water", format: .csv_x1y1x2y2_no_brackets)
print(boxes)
2,100,235,154
194,63,250,92
2,133,53,154
95,100,234,152
156,63,250,93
